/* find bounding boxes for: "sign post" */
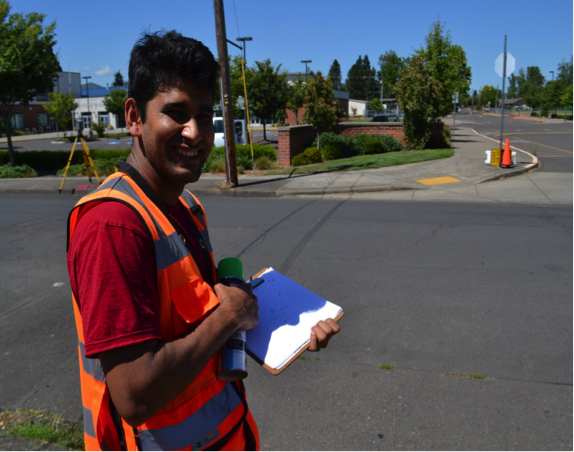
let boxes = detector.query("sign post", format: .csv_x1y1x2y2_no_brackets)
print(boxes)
452,92,459,139
494,37,515,153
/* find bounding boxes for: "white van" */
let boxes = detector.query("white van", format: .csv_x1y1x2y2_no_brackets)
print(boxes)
213,117,248,147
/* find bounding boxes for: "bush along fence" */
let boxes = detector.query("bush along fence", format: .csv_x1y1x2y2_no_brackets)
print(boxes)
278,122,444,167
0,149,131,178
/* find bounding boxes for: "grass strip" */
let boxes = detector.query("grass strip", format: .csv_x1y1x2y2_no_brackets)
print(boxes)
0,408,84,450
377,364,396,371
446,372,488,380
266,149,454,176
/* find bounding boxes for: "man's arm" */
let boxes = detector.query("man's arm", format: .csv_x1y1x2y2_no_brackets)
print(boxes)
99,282,258,428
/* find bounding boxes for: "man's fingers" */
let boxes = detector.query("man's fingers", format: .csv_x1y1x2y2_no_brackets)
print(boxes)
308,319,340,352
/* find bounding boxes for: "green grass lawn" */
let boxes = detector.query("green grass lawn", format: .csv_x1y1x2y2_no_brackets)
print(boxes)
265,149,454,176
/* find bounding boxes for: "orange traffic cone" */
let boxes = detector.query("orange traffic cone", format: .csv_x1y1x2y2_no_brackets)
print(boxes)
499,139,514,168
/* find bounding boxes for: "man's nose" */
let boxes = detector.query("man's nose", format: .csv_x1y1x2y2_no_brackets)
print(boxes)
182,118,201,144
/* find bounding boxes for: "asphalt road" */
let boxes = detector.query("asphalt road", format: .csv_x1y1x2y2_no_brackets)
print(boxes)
0,195,571,450
454,112,573,174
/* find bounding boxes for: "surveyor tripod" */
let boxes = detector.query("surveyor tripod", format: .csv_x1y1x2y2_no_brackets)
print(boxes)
58,130,101,194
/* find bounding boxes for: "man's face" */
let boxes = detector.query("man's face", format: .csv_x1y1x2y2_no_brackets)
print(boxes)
139,80,214,191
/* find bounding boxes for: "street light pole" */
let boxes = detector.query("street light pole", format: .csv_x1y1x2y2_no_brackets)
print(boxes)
82,76,91,125
236,37,252,64
301,60,312,82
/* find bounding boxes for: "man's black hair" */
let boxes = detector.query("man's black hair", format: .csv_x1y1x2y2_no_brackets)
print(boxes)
128,30,220,122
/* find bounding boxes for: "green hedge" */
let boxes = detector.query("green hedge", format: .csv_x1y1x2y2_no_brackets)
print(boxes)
312,132,403,157
0,149,131,172
203,144,277,172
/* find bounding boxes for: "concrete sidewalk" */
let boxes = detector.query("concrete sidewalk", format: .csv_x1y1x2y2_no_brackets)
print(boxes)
0,126,545,201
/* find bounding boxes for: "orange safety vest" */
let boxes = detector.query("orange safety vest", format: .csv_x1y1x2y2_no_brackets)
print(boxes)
67,163,259,451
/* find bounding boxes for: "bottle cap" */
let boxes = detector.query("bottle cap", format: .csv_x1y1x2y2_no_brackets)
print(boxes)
217,257,243,280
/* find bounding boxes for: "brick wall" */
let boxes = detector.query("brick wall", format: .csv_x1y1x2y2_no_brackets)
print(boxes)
277,125,316,167
277,121,444,167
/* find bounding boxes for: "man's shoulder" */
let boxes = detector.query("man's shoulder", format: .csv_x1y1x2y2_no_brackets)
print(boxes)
76,199,146,232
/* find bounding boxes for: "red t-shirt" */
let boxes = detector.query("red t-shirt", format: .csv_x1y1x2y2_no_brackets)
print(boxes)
67,199,213,359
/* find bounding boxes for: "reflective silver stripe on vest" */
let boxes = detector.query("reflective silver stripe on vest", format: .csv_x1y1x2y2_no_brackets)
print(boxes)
154,228,190,270
83,405,97,439
79,341,105,382
138,383,241,451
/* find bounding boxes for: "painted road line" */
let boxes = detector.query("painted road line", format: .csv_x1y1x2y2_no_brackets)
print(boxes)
416,176,461,186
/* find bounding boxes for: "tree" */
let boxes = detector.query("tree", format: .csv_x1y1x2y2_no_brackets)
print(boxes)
420,18,471,119
507,74,519,98
40,91,77,135
377,50,405,99
327,59,342,90
103,88,127,129
0,0,61,163
478,85,496,108
286,75,306,124
561,85,573,110
394,53,443,149
526,66,545,87
344,55,378,100
112,70,125,87
369,97,384,112
247,59,290,140
557,55,573,85
302,71,342,148
543,80,562,115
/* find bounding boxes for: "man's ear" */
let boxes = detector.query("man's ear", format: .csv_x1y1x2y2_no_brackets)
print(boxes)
125,98,142,137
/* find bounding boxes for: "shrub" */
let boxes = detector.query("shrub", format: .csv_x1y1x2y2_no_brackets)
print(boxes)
292,147,322,166
363,136,385,155
351,134,372,155
208,156,226,173
0,163,38,178
254,155,274,170
202,144,277,173
320,143,341,161
92,121,106,138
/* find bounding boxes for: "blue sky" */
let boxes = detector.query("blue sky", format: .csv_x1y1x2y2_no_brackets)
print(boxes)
14,0,574,95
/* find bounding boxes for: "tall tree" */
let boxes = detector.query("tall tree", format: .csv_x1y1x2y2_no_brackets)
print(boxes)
377,50,405,99
344,55,378,101
526,66,545,87
420,18,471,119
247,59,290,140
507,74,519,98
302,71,342,148
40,91,77,135
344,55,364,99
361,55,379,101
112,70,125,87
327,59,342,90
394,53,443,149
557,55,573,85
0,0,60,163
103,88,127,129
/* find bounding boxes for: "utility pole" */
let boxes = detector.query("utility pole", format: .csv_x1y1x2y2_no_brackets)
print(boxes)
301,60,311,82
214,0,238,187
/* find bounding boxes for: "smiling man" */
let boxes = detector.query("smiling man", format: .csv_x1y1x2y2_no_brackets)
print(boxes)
66,30,338,451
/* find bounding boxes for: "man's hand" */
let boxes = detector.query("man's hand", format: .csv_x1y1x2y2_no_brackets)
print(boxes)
308,318,340,352
214,282,259,331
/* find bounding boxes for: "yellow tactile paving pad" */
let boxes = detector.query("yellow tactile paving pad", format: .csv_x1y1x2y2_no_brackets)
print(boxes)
416,176,461,186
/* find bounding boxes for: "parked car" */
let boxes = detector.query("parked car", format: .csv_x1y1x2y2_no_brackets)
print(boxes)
372,113,399,122
213,117,248,147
